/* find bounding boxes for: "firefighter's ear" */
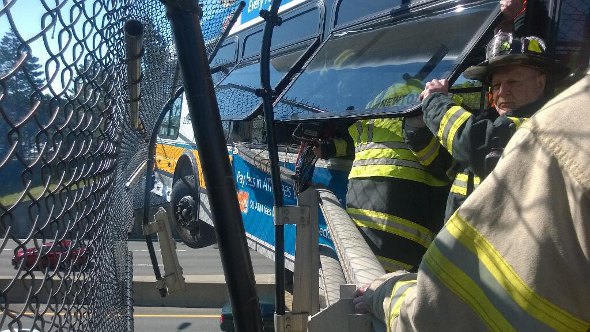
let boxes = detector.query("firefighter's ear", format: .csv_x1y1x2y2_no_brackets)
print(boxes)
536,72,547,91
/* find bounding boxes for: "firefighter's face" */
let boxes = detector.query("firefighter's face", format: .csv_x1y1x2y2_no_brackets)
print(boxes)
490,65,546,115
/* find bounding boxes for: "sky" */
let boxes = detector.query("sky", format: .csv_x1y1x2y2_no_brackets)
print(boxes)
0,0,228,94
0,0,71,62
0,1,100,94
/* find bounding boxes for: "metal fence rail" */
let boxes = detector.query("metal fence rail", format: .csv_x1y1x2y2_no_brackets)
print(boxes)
0,0,239,330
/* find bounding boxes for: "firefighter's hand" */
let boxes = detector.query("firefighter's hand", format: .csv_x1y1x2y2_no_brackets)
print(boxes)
353,284,371,314
500,0,525,20
420,79,449,101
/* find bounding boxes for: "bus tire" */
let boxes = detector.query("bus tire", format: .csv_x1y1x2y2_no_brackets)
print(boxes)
170,175,216,248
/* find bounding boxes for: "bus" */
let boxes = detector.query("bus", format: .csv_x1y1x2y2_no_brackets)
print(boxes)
153,0,590,271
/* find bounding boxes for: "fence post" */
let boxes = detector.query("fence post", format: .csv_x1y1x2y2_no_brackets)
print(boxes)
163,1,263,331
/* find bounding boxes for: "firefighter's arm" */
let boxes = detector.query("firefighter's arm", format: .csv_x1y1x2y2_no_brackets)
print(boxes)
313,137,351,159
403,116,454,182
421,92,501,177
313,119,355,159
354,272,418,328
497,0,526,33
419,79,478,166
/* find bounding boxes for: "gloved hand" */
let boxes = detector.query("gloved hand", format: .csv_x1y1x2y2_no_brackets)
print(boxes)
500,0,525,20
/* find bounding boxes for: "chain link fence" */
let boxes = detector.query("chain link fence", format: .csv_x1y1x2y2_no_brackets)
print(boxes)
0,0,240,330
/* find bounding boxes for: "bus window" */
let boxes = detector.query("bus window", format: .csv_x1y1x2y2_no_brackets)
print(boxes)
211,39,238,84
242,3,321,59
242,28,263,59
158,93,183,139
449,78,486,112
212,39,237,67
271,7,322,49
217,47,308,121
274,1,497,121
334,0,401,28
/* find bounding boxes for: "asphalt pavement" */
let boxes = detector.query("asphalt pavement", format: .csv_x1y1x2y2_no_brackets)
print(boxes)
0,239,277,307
130,240,275,277
130,240,277,307
133,306,223,332
1,239,277,331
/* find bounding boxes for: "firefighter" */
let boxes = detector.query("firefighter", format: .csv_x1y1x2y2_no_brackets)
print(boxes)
354,70,590,331
313,79,452,272
404,32,564,220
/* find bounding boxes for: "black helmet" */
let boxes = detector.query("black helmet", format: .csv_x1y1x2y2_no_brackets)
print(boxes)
463,33,565,83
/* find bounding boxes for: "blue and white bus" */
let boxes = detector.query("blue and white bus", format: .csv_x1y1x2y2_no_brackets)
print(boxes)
153,0,590,271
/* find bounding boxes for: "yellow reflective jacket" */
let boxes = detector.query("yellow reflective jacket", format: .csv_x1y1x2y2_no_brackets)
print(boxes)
347,118,448,187
363,73,590,332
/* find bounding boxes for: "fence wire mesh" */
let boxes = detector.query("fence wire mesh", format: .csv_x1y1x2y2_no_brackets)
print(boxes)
0,0,240,330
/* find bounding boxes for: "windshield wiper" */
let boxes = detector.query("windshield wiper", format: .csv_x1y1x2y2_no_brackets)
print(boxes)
279,97,326,114
402,44,449,81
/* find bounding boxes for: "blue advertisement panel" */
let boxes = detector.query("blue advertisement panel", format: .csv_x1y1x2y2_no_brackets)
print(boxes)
241,0,294,25
233,152,343,260
233,153,297,257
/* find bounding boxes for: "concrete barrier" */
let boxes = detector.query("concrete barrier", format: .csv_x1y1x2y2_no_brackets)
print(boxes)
0,274,275,308
134,274,276,308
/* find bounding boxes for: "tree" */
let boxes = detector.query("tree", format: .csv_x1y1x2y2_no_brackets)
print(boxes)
0,31,44,108
0,31,46,153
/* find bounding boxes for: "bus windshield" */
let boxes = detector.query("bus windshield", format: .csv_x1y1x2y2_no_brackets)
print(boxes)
217,49,307,121
274,1,497,121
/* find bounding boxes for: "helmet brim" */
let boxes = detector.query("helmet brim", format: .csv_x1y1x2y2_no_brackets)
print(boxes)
463,54,567,83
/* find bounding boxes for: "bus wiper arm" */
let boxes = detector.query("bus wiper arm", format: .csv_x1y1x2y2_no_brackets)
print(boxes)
403,44,449,81
219,82,258,93
279,97,326,114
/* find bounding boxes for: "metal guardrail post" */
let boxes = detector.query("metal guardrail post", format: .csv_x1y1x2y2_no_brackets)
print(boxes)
123,17,169,298
274,187,320,331
292,188,320,316
164,1,263,331
143,207,186,294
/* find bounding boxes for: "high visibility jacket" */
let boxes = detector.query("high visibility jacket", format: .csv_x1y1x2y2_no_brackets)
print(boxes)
362,73,590,331
320,118,451,271
347,118,449,186
406,93,545,220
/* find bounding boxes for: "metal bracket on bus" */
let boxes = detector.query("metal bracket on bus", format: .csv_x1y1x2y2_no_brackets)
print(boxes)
275,311,309,332
143,207,186,294
259,9,283,26
274,205,309,226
